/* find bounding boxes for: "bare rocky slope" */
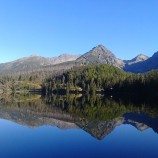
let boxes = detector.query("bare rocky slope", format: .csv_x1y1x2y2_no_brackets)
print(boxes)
0,105,157,140
0,45,158,74
0,54,80,74
76,45,124,68
124,54,149,65
124,51,158,73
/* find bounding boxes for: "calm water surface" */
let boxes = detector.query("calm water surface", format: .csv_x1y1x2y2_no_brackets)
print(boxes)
0,94,158,158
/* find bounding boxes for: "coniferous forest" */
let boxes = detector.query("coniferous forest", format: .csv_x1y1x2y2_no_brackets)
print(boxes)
41,64,158,97
0,64,158,97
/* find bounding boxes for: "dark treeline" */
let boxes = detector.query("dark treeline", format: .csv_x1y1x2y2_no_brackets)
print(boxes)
1,93,158,140
0,64,158,96
41,64,158,96
1,93,158,121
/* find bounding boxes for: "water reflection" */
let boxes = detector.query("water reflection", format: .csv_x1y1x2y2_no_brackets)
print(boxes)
0,94,158,140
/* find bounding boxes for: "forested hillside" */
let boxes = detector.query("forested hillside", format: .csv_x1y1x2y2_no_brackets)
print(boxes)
0,64,158,96
42,64,158,96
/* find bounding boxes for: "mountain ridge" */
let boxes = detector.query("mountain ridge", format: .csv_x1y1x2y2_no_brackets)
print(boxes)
76,45,125,68
124,54,149,65
0,45,157,74
0,54,80,74
124,51,158,73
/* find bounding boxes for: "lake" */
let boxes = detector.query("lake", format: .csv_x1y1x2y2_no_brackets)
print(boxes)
0,94,158,158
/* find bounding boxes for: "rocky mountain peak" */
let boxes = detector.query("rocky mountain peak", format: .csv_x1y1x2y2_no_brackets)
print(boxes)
90,44,114,56
0,53,80,74
134,54,149,62
76,44,124,68
124,52,158,73
95,44,108,49
124,54,149,67
0,45,157,74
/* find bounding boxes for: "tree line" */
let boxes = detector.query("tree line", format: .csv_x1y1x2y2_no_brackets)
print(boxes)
41,64,158,96
0,64,158,96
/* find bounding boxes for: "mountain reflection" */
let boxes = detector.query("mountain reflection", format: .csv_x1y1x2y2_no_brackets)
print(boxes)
0,94,158,140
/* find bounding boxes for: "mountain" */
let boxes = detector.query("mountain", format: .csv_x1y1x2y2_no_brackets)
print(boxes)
50,54,80,65
0,104,79,129
0,54,80,74
1,103,157,140
0,45,158,74
124,51,158,73
0,95,158,140
78,112,158,140
124,54,149,65
76,45,124,68
0,95,157,137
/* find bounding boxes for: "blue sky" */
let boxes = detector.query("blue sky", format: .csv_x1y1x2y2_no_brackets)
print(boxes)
0,0,158,63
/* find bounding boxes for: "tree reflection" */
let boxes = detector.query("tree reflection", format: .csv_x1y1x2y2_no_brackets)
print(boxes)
0,93,158,140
